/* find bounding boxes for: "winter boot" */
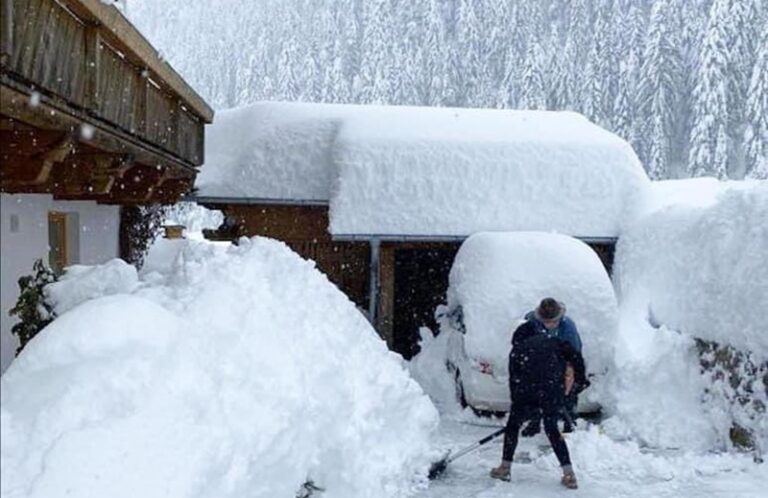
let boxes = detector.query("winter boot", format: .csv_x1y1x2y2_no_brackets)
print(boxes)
561,468,578,489
489,461,511,481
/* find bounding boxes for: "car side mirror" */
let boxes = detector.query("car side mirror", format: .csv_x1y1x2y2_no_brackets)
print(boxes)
447,305,466,334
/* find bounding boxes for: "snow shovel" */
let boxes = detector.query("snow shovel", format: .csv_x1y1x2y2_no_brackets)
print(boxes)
428,427,506,479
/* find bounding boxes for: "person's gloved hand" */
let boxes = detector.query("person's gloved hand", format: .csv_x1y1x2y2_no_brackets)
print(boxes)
564,365,575,394
574,377,591,394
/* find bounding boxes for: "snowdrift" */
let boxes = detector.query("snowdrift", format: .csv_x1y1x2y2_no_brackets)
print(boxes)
615,181,768,357
446,232,618,386
609,180,768,451
1,238,438,498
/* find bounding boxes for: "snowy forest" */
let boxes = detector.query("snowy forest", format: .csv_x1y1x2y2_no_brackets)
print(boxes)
126,0,768,180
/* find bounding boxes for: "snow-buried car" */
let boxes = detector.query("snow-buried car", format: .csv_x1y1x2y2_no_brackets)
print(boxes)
440,232,618,415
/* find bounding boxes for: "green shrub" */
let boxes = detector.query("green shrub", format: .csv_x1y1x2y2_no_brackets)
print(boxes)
9,259,58,355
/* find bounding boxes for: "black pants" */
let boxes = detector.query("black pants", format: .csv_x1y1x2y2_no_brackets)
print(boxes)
502,406,571,467
525,392,578,431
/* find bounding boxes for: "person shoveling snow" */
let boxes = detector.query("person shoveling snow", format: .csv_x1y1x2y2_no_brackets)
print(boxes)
521,298,584,436
489,316,588,489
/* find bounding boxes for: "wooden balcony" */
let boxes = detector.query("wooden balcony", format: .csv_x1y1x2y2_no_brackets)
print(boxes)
0,0,214,204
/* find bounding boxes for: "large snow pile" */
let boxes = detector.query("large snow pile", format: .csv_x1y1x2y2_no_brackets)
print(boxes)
615,181,768,356
609,180,768,451
1,238,438,498
446,232,618,392
199,101,650,238
408,328,459,414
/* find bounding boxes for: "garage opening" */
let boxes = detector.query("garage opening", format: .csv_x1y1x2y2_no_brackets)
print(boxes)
393,244,460,359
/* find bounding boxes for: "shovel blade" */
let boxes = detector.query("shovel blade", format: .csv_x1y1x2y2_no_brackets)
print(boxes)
428,451,451,480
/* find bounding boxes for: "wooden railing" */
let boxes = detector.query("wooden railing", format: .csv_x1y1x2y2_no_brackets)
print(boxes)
0,0,213,167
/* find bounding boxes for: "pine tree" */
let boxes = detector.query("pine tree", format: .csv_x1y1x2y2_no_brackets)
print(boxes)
455,0,483,106
743,25,768,179
610,0,636,139
358,0,392,103
519,37,547,110
421,0,447,106
582,0,617,126
639,0,683,180
498,43,520,109
276,39,301,101
561,0,593,111
688,0,731,179
726,0,761,130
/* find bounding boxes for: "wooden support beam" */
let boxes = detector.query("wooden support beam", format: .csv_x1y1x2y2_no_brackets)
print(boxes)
110,163,163,202
1,133,75,188
88,153,133,194
1,0,12,67
170,98,180,154
378,243,396,348
30,134,75,184
84,22,101,112
137,68,148,137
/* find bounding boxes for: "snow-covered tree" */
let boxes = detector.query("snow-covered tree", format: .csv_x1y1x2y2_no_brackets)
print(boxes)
638,0,683,180
454,0,483,106
125,0,765,180
519,37,547,110
726,0,761,130
743,26,768,179
688,0,731,179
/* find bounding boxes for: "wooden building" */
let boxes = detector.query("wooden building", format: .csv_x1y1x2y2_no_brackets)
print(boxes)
197,102,643,359
201,201,614,359
0,0,213,371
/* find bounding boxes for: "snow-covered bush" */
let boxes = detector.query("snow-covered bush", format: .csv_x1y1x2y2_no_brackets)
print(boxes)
1,237,438,498
45,259,139,315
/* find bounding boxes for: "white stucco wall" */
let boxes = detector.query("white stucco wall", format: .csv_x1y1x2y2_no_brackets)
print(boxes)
1,194,120,373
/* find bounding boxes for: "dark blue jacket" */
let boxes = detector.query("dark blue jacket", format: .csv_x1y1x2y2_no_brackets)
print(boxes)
524,311,582,353
508,321,587,413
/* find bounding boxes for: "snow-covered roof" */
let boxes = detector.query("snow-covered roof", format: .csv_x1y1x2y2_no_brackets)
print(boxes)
199,102,343,202
200,101,650,238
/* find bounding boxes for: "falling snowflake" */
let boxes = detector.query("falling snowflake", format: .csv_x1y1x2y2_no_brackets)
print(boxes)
80,124,95,140
29,92,41,107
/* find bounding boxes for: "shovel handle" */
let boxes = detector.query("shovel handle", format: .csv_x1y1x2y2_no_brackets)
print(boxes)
447,427,506,463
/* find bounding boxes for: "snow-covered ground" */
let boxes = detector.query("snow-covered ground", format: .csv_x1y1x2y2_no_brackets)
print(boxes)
416,416,764,498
